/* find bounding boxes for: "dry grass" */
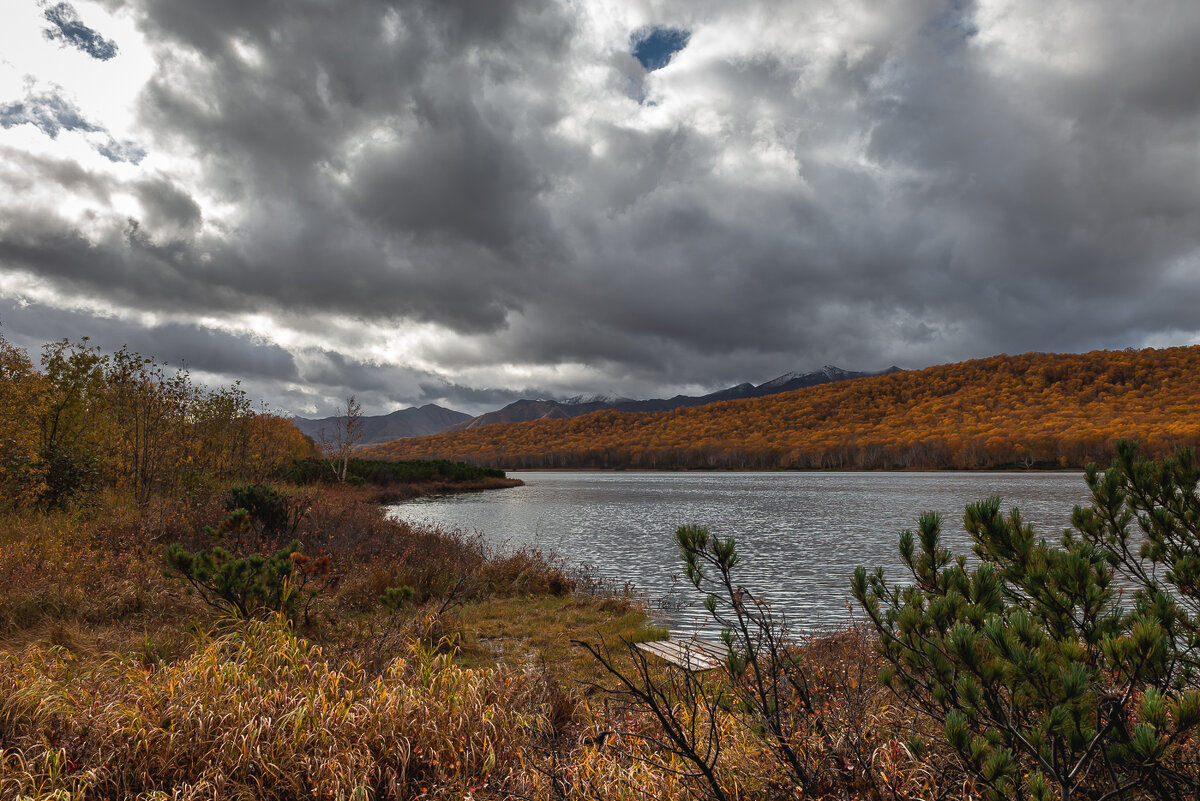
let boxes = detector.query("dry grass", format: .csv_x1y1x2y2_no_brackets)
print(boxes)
0,482,986,801
0,617,976,801
0,617,539,800
0,482,590,652
0,507,199,643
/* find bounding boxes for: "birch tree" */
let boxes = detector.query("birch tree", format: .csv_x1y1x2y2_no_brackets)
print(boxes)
320,395,362,482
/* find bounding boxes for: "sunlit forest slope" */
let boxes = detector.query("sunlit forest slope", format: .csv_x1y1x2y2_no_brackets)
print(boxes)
364,347,1200,470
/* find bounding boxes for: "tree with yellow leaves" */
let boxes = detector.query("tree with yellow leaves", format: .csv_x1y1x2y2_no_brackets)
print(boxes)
0,330,48,508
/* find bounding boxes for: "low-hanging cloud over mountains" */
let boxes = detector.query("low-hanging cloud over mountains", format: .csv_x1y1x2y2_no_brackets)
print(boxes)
0,0,1198,416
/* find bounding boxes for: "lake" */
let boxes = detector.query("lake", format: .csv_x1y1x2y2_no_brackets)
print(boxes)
387,471,1095,634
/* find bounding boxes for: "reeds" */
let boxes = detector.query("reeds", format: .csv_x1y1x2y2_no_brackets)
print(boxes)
0,617,538,800
0,618,975,800
0,610,983,800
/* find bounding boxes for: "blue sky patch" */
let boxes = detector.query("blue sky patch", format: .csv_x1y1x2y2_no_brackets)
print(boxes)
43,2,119,61
0,91,101,137
97,138,147,165
631,27,689,71
0,90,145,163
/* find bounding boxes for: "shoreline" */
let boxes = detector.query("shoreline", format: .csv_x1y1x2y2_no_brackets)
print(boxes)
361,475,524,504
499,466,1085,474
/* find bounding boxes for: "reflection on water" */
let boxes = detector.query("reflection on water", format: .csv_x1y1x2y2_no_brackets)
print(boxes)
387,471,1092,635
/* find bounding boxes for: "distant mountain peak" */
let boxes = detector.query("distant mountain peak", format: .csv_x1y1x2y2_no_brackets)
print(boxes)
352,365,902,445
757,371,804,390
292,403,470,445
563,393,635,405
757,365,855,391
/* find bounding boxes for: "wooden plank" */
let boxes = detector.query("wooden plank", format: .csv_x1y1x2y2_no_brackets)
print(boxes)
636,637,724,671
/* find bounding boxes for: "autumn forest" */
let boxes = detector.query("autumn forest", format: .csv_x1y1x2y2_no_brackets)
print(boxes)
365,347,1200,470
0,334,316,512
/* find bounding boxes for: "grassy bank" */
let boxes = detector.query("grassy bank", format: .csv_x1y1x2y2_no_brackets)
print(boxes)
0,479,648,797
0,477,963,801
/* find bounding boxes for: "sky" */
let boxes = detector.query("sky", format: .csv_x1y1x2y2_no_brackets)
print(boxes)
0,0,1198,417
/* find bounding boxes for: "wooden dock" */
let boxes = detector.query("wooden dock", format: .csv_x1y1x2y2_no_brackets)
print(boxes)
636,637,724,671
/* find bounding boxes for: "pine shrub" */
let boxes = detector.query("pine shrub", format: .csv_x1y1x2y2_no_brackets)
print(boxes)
853,442,1200,800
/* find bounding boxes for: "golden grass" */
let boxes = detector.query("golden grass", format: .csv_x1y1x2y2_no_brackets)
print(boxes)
0,612,983,800
0,508,191,640
0,616,976,801
450,595,667,678
0,617,539,800
0,483,984,801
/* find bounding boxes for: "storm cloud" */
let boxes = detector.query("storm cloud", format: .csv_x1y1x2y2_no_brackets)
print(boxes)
1,0,1198,415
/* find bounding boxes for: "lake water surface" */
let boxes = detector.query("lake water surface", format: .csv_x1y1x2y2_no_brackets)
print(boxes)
387,471,1094,634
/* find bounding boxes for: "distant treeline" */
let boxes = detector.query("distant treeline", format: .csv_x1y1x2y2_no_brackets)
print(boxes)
282,457,506,486
363,346,1200,471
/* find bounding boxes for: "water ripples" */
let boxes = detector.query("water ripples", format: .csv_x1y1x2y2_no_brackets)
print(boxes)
388,471,1093,635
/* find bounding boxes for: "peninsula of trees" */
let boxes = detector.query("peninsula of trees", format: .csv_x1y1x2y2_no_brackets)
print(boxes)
364,347,1200,470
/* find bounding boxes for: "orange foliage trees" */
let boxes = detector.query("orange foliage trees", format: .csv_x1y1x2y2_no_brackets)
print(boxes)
365,347,1200,470
0,330,317,508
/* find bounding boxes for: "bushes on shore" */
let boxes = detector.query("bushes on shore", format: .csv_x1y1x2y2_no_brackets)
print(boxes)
0,332,315,512
283,457,507,487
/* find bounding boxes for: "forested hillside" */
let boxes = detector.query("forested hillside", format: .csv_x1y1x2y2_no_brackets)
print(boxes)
364,347,1200,470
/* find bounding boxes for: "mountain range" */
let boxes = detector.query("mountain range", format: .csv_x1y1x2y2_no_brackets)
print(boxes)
363,346,1200,471
292,365,900,446
292,403,471,447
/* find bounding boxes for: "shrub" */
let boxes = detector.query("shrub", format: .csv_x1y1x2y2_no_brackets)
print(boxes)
227,482,290,538
282,457,505,486
37,443,99,511
165,540,304,619
853,443,1200,800
582,526,909,801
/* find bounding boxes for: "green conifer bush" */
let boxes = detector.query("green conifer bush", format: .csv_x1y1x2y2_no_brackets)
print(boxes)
227,482,291,538
168,491,308,619
853,443,1200,800
165,539,304,619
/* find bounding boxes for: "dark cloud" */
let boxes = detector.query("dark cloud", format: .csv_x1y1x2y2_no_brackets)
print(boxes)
42,2,119,61
134,177,202,234
92,0,569,334
2,0,1199,416
0,145,114,201
347,96,549,251
0,298,538,416
0,298,297,382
